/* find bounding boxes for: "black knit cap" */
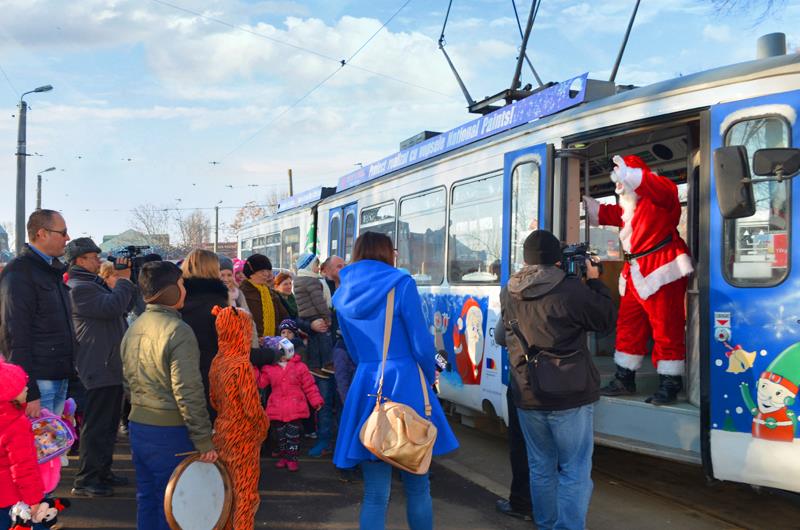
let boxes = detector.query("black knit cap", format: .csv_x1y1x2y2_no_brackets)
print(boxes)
523,230,563,265
139,261,182,300
244,254,272,278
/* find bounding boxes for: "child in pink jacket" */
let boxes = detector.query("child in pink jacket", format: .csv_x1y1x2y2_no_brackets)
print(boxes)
256,340,323,472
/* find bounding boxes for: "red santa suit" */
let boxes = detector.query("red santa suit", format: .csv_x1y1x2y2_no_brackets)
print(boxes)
587,155,693,376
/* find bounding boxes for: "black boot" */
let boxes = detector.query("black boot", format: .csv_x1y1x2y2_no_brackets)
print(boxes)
600,365,636,396
645,375,683,406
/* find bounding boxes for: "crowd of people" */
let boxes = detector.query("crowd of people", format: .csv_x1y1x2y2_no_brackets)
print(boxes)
0,207,621,530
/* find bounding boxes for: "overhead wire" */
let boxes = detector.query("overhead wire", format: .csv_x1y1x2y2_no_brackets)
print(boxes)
149,0,451,99
0,62,19,98
217,0,414,161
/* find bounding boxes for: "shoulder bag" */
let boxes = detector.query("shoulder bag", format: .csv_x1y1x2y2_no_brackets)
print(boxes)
508,319,591,397
359,288,438,475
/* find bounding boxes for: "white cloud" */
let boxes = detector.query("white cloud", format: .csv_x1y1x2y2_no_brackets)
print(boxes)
703,24,734,43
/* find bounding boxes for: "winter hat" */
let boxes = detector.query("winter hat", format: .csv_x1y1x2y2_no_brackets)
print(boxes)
523,230,562,265
274,271,293,288
244,254,272,278
139,261,183,306
219,256,234,272
761,342,800,394
295,252,317,271
0,362,28,401
279,319,299,335
65,237,101,263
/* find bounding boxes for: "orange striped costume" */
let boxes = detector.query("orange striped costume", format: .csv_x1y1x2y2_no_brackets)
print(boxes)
209,305,269,530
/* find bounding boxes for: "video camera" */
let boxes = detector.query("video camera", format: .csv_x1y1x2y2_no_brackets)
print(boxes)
108,245,150,283
560,243,603,278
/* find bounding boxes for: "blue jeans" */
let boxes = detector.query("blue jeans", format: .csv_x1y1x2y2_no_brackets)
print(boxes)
37,379,68,415
314,375,338,445
129,422,194,530
517,404,594,530
360,461,432,530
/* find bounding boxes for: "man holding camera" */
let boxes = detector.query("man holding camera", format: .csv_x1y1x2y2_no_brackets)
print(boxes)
65,238,136,497
500,230,616,530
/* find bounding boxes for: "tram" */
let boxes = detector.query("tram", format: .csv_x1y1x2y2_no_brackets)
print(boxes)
240,43,800,494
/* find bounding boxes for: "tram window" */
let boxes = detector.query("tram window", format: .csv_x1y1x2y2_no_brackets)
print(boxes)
344,212,356,262
397,188,446,285
329,214,341,258
360,202,396,243
449,174,503,283
724,117,791,286
282,227,300,270
510,162,540,273
579,197,622,260
264,233,281,269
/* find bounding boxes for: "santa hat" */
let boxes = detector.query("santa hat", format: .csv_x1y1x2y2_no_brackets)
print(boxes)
762,342,800,394
0,362,28,401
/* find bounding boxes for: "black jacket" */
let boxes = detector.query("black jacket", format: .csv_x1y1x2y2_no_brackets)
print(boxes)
180,278,229,402
67,266,136,390
500,265,616,411
0,246,76,401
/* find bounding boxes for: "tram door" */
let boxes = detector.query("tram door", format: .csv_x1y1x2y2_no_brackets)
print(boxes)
499,143,552,416
328,203,358,261
708,90,800,493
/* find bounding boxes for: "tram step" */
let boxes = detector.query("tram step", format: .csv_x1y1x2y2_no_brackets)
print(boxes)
594,395,700,464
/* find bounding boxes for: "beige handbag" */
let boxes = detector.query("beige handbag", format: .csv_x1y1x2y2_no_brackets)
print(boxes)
359,288,438,475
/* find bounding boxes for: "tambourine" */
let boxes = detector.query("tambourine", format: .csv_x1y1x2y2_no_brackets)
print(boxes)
164,454,233,530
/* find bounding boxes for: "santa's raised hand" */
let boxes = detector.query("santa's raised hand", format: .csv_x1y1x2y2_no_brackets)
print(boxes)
610,155,643,195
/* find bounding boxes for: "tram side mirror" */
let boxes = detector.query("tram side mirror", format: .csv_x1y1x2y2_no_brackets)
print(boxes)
713,146,756,219
753,148,800,178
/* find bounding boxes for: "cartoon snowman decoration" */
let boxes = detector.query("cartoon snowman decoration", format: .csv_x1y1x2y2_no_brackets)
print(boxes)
740,342,800,442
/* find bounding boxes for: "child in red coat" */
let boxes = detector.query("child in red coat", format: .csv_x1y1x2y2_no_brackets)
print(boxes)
0,362,45,527
256,341,323,472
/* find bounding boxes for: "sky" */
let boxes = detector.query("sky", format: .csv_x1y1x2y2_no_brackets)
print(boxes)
0,0,797,246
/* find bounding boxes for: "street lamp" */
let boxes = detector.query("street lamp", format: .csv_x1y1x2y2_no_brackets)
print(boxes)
214,201,223,253
36,166,56,210
15,84,53,254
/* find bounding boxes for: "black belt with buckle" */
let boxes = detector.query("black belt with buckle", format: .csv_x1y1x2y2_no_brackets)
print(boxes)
624,234,673,262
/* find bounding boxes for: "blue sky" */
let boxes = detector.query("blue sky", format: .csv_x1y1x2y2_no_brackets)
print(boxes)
0,0,797,245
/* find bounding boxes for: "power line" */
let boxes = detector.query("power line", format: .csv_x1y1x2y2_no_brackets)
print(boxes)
218,0,413,161
150,0,451,98
0,63,19,98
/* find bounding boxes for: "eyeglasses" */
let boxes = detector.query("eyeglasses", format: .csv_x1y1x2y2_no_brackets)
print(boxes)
43,227,68,237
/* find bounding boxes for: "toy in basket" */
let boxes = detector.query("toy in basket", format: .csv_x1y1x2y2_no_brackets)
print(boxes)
31,410,76,464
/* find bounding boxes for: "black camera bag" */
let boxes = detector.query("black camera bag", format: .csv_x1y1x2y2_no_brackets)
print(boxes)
508,320,590,397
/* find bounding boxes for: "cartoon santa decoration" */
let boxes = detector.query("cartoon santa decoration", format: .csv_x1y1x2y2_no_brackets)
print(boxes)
584,155,693,405
453,298,485,385
740,342,799,442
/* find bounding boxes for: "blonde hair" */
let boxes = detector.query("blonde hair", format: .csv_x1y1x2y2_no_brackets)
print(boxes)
181,249,221,280
99,261,114,280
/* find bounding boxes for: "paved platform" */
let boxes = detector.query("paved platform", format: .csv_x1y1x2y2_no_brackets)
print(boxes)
53,420,800,529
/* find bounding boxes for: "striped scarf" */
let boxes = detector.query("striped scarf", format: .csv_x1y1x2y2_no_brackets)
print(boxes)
252,281,276,337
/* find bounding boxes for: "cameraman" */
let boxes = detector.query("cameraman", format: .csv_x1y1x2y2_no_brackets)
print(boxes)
499,230,616,530
65,238,136,497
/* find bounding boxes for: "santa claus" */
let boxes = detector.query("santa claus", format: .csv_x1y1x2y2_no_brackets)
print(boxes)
453,298,485,385
584,155,693,405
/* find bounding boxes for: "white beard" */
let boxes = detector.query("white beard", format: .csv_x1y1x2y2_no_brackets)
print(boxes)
467,335,484,377
618,188,638,252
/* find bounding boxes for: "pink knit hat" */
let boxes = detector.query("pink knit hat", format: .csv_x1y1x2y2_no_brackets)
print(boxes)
233,258,245,276
0,362,28,401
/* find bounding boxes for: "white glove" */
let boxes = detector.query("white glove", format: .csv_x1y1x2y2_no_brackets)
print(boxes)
611,155,642,190
583,195,600,226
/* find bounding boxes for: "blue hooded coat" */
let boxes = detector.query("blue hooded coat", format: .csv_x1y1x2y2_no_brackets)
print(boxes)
332,259,459,469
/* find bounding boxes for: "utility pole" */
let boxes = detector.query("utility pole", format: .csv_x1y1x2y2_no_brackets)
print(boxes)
35,167,56,210
214,203,220,253
288,168,294,196
15,100,27,255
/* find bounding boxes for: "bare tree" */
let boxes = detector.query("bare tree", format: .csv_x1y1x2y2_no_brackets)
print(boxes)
130,204,172,246
176,209,211,251
228,201,267,239
710,0,784,19
264,188,289,216
0,221,14,255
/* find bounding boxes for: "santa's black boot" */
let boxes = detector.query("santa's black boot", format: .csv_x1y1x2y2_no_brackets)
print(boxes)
646,375,683,406
600,365,636,396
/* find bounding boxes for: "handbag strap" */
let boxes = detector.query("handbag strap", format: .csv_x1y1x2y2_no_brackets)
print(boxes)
375,288,432,418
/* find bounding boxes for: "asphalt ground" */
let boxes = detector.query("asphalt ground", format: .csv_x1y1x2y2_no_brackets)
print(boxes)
53,422,800,529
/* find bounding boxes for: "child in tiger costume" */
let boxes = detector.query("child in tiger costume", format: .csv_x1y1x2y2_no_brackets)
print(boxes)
209,305,269,530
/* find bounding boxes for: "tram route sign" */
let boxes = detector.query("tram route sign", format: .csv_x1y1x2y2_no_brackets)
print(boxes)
337,73,590,192
278,186,336,213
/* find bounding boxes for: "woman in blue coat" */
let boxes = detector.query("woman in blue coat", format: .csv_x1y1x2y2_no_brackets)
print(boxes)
333,232,459,530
